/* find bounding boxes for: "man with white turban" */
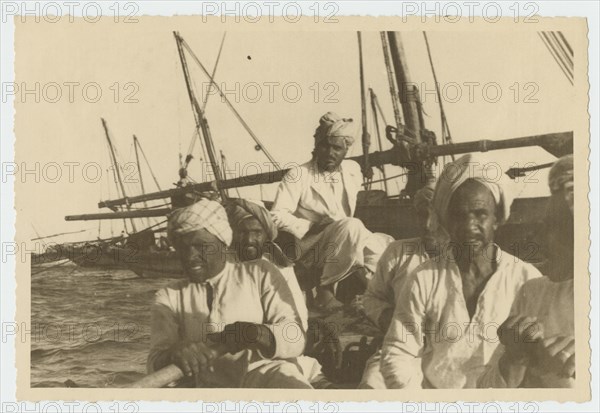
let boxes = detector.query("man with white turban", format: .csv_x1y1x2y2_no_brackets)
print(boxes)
478,154,575,388
147,198,312,388
271,112,393,311
380,154,542,388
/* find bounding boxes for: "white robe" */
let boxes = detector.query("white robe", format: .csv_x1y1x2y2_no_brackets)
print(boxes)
271,159,392,285
381,250,542,389
359,237,431,388
148,259,311,388
478,277,574,388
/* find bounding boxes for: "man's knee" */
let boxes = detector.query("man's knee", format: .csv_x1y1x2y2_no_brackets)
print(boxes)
334,217,367,234
269,362,313,388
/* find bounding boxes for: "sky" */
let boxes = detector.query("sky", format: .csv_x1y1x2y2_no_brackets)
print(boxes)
13,17,586,243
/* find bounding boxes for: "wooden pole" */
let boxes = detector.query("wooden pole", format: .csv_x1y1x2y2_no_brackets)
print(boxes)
387,31,431,196
127,365,184,388
102,118,137,232
66,209,172,221
357,32,371,185
369,88,388,194
174,31,227,200
380,32,403,129
133,135,152,227
91,131,572,211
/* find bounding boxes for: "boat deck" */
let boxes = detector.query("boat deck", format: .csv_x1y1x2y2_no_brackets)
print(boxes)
308,300,381,388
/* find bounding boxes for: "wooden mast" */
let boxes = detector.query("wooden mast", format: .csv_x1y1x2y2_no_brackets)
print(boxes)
133,135,152,227
174,31,227,200
101,118,137,232
387,31,431,196
380,32,403,131
357,32,371,186
369,88,389,194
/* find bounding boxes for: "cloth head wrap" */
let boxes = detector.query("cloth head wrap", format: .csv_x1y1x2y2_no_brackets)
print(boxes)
432,154,512,230
167,198,233,246
313,112,356,148
548,154,573,194
226,198,278,242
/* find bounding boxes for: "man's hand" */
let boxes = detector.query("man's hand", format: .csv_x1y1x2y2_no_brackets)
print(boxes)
305,318,342,377
498,315,544,361
533,335,575,378
305,221,332,237
207,322,275,357
169,341,219,380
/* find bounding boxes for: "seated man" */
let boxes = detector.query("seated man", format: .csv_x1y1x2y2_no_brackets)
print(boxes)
380,154,542,388
147,198,311,388
359,183,439,388
226,198,342,382
478,155,575,388
271,111,393,311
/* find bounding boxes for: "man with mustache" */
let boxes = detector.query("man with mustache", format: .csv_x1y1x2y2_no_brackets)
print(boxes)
147,198,312,388
271,112,392,311
226,198,342,383
380,154,542,388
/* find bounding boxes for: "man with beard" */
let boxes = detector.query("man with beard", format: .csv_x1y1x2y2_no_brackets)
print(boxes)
147,198,312,388
226,198,342,383
271,112,392,311
380,154,542,388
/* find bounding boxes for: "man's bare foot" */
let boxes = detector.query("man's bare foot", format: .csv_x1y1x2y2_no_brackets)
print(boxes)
313,286,344,313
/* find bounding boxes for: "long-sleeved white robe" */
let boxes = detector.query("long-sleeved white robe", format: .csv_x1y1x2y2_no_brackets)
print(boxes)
148,259,311,388
359,237,431,388
271,159,392,285
381,250,542,389
477,277,574,388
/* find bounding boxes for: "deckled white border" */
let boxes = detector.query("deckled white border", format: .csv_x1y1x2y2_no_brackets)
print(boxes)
1,1,598,412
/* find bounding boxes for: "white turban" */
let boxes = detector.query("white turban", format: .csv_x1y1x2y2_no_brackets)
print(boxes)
313,112,357,148
432,154,512,229
167,198,233,246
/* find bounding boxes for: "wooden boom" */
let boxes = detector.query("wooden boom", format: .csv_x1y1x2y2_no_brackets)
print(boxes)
91,131,571,211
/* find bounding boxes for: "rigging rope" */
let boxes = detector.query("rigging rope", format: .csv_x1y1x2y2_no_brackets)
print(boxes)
380,32,404,129
538,31,573,85
423,31,454,163
180,38,281,170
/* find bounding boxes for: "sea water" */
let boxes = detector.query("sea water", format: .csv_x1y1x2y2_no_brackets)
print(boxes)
31,264,174,388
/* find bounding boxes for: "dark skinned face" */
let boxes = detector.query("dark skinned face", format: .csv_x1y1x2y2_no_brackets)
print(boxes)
314,137,348,172
447,180,498,256
544,194,574,281
233,217,267,262
174,229,227,283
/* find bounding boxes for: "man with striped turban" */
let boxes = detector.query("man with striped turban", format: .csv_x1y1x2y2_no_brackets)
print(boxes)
479,154,575,388
147,198,312,388
271,112,393,311
226,197,342,385
381,154,542,388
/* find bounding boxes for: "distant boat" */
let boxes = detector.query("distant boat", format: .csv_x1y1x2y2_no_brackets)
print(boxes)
68,31,569,278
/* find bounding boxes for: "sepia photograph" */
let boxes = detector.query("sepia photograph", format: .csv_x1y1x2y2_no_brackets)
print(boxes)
3,5,593,405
